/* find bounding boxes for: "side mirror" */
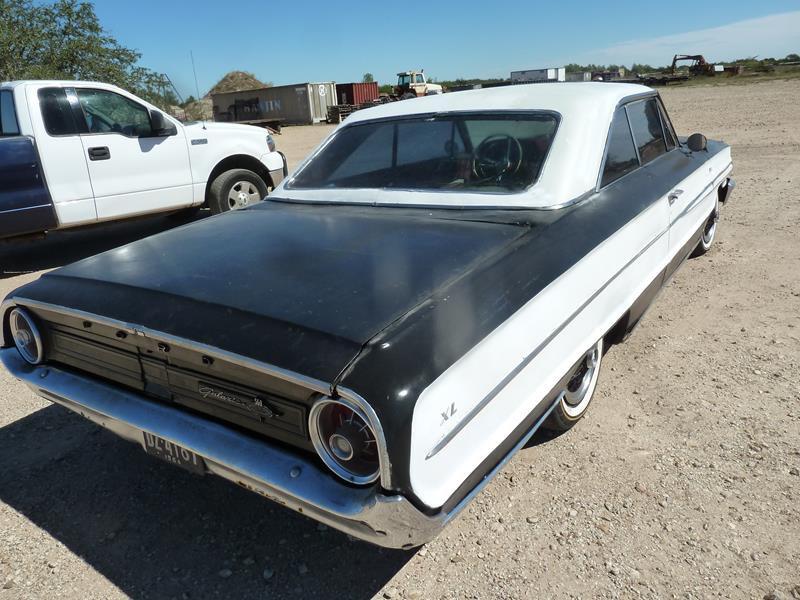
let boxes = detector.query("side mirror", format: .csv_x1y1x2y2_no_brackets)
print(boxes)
687,133,707,152
149,110,177,137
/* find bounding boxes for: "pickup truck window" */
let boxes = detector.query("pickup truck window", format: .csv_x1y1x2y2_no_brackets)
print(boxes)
626,99,668,165
600,107,639,188
0,90,20,136
76,88,152,137
39,88,82,136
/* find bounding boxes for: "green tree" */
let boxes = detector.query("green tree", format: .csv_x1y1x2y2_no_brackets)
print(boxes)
362,72,374,83
0,0,174,108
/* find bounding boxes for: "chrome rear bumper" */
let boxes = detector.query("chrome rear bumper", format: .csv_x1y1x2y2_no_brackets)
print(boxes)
0,348,443,549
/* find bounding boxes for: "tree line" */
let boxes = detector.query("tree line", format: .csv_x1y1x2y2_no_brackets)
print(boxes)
0,0,178,108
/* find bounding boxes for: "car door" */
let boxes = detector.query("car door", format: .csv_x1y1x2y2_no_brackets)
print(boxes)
72,87,193,221
26,86,97,227
624,97,710,278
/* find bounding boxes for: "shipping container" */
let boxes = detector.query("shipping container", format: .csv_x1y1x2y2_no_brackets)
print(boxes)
211,82,337,126
335,82,379,105
510,67,566,83
565,71,591,82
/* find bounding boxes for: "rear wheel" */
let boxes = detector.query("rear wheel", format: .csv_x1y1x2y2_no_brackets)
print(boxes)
690,200,719,257
208,169,269,214
543,339,603,432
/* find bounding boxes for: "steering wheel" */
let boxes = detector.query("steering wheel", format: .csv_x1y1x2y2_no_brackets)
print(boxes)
472,134,523,181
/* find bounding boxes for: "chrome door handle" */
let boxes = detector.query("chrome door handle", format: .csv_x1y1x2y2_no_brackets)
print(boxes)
668,189,684,205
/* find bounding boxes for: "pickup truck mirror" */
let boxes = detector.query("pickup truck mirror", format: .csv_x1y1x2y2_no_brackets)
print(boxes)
687,133,707,152
149,110,178,137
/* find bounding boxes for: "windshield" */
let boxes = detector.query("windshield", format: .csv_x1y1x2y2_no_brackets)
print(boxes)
398,74,410,86
288,113,559,193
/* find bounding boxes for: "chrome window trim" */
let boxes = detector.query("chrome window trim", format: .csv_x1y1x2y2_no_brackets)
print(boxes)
284,109,563,197
595,92,682,193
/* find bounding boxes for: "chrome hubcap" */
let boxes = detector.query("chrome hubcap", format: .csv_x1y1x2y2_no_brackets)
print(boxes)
227,181,261,210
563,347,600,407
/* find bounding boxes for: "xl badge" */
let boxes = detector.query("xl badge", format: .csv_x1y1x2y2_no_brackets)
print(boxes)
198,383,277,419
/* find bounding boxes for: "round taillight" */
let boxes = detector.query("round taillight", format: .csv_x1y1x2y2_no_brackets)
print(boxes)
9,308,44,365
309,398,380,485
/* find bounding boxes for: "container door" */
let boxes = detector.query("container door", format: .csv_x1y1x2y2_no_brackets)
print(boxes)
310,84,336,123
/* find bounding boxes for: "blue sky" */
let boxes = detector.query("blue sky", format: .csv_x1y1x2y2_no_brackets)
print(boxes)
91,0,800,98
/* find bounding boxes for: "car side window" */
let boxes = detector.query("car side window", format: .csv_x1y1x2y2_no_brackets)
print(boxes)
414,74,425,84
656,99,677,151
0,90,20,136
600,107,639,188
626,99,667,165
38,87,81,136
75,88,152,137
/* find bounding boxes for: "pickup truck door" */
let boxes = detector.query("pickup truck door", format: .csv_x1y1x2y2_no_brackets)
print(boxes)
72,87,193,221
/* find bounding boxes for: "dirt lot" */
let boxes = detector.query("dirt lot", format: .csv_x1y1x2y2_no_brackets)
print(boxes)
0,80,798,600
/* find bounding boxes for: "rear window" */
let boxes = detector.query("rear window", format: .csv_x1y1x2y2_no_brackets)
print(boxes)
38,87,81,136
627,99,667,165
0,90,20,136
288,113,560,193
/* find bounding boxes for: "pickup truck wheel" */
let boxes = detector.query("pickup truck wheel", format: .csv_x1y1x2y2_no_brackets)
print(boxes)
690,200,720,257
209,169,268,214
543,339,603,432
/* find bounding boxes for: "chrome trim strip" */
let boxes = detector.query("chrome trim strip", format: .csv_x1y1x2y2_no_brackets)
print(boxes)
336,386,394,489
426,162,733,458
5,297,332,395
0,203,53,215
0,348,440,549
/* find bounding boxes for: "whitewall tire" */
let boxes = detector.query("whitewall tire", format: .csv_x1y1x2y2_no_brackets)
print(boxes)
543,338,603,432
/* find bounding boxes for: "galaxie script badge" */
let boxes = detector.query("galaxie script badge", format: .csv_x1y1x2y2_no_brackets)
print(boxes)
198,383,277,418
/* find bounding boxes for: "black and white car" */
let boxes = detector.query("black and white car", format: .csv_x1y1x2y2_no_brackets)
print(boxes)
0,83,733,549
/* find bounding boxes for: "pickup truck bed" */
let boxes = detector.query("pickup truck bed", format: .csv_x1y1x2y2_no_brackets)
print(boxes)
0,137,57,239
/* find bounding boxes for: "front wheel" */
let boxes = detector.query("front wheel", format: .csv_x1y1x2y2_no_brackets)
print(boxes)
543,339,603,432
208,169,269,214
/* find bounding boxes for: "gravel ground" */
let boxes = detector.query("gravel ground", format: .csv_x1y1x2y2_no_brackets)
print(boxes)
1,80,798,600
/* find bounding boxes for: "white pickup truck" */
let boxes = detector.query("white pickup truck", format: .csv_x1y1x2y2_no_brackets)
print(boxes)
0,80,287,241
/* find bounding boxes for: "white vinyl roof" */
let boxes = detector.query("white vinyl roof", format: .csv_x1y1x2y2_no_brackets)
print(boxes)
298,82,654,209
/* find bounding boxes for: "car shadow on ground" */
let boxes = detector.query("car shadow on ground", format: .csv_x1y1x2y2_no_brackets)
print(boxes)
0,210,209,279
0,405,412,599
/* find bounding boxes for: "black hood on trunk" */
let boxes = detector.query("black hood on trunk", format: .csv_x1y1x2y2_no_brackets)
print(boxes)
13,202,528,383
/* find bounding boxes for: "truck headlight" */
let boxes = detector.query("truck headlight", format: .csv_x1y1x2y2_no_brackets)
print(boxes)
266,134,276,152
309,398,380,485
9,308,44,365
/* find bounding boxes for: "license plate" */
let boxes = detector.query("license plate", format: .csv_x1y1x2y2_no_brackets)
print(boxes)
143,432,205,475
